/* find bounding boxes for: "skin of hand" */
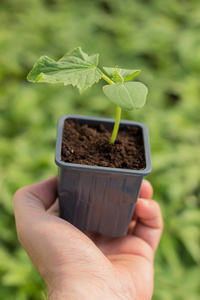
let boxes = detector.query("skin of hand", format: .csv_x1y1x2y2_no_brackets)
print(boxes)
13,176,163,300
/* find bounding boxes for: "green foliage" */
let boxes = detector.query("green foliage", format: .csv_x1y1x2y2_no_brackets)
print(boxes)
0,0,200,299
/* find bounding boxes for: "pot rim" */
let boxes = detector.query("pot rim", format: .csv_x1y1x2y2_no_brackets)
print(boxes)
55,114,152,176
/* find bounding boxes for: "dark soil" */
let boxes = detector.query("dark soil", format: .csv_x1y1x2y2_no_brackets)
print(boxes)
61,119,146,170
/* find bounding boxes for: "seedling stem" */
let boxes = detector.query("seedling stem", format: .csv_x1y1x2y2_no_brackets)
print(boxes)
109,106,121,144
102,74,121,144
101,74,115,86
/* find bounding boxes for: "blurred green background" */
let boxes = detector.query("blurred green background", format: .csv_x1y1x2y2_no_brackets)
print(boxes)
0,0,200,299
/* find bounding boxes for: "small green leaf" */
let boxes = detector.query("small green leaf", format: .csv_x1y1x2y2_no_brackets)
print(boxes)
27,47,103,93
103,67,141,82
103,82,148,110
113,68,124,84
123,69,141,81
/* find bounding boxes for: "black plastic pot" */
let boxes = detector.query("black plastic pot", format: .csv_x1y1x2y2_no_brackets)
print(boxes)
55,115,151,237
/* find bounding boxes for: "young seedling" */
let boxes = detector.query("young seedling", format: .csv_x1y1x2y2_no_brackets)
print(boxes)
27,47,148,144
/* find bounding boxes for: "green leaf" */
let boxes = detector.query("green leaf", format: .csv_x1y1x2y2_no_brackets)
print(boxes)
113,68,124,84
27,47,103,93
102,82,148,110
103,67,141,82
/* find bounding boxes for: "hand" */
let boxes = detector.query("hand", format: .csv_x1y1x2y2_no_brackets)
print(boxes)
13,176,163,300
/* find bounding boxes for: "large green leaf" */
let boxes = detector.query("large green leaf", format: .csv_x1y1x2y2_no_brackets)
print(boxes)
102,82,148,110
103,67,141,82
27,47,103,93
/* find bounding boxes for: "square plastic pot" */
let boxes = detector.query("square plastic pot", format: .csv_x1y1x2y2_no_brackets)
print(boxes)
55,115,151,237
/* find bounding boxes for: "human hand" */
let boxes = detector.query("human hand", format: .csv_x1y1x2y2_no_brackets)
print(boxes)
14,176,163,300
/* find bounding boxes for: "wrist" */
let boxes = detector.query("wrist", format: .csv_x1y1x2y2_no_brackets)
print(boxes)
47,275,126,300
48,282,107,300
47,275,105,300
45,266,133,300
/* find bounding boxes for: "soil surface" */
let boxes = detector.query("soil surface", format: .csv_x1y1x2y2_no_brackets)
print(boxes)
61,119,146,170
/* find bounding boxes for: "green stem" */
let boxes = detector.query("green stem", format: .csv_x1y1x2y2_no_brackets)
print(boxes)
109,106,121,144
102,73,121,144
102,74,115,85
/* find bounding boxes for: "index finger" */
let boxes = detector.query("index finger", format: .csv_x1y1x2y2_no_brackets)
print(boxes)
133,198,163,251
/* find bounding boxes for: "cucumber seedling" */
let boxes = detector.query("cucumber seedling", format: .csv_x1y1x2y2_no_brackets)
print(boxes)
27,47,148,144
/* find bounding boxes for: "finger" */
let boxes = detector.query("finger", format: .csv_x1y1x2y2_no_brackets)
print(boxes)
132,180,153,222
139,180,153,199
127,220,137,235
86,230,155,263
133,198,163,252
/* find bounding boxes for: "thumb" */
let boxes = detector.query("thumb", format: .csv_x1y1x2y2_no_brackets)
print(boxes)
13,176,57,212
13,176,59,253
